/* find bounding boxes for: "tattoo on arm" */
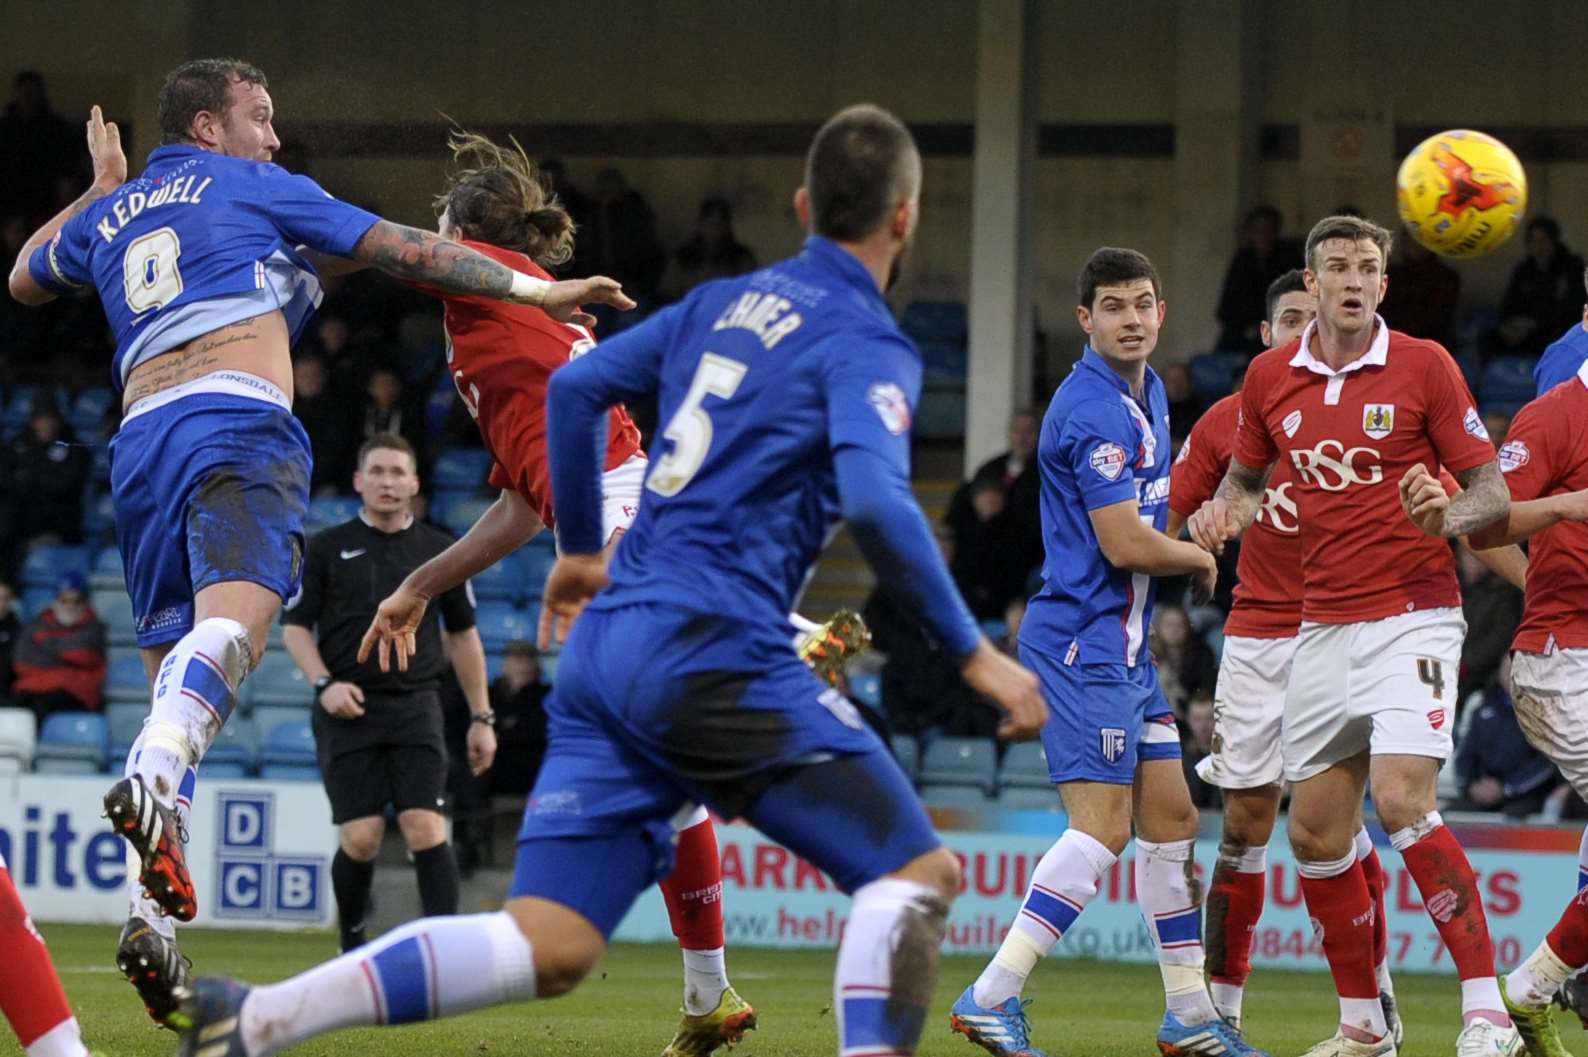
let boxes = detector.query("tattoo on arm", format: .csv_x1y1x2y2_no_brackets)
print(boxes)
1213,456,1273,531
350,220,513,298
65,185,109,221
1444,460,1510,537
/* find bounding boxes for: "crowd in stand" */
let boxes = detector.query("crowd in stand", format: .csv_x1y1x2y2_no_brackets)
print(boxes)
0,68,1578,818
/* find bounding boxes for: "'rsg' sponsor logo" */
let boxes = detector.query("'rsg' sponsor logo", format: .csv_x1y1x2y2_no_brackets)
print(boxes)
1290,440,1383,492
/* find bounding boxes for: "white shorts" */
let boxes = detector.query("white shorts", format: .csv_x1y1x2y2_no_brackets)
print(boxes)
601,454,647,544
1196,634,1294,790
1509,649,1588,796
1282,607,1464,783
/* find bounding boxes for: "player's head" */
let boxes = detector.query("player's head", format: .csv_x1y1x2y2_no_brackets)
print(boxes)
435,130,575,269
157,58,278,162
353,433,420,515
1261,269,1315,349
1075,247,1165,367
794,104,921,290
1303,214,1392,338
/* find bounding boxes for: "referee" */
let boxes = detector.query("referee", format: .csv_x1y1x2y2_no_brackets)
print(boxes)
282,433,496,952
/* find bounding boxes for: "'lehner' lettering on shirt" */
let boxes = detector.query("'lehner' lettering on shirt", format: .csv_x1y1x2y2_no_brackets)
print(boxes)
95,176,213,243
711,290,803,349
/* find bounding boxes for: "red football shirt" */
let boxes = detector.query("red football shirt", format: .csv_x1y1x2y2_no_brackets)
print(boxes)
1170,393,1302,638
1233,319,1496,624
416,241,643,527
1495,366,1588,654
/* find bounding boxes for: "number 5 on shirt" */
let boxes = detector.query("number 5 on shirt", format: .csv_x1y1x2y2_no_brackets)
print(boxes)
647,352,747,497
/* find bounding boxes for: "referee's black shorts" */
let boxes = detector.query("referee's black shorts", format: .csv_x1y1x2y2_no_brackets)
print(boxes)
311,690,448,824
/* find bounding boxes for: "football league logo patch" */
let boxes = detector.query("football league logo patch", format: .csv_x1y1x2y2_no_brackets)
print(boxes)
866,382,912,435
1100,727,1127,764
1362,403,1395,440
1090,443,1128,481
1463,406,1491,441
1498,439,1530,473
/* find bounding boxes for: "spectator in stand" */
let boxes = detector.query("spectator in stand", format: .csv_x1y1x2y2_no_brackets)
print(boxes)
1457,545,1522,705
573,167,666,300
1214,205,1304,353
486,641,549,798
1447,656,1562,817
1532,263,1588,397
1161,362,1201,443
1379,237,1460,348
667,197,758,298
1493,217,1587,358
11,573,105,721
293,353,355,495
0,581,18,700
0,72,83,224
1150,604,1217,716
1181,690,1221,809
0,398,90,579
944,408,1043,618
536,157,591,248
357,364,429,479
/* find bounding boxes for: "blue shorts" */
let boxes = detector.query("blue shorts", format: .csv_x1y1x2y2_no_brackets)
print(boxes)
109,392,310,647
509,603,939,934
1022,642,1181,785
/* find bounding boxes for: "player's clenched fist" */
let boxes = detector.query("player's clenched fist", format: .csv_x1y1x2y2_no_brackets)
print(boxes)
960,640,1047,742
1188,496,1241,555
1399,463,1450,536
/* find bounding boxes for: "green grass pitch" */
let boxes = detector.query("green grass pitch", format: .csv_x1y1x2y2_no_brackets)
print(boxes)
25,923,1582,1057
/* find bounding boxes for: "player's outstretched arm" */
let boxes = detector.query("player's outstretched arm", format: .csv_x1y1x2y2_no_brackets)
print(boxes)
1465,489,1588,549
9,105,125,305
348,220,635,324
1189,456,1271,555
1089,499,1217,604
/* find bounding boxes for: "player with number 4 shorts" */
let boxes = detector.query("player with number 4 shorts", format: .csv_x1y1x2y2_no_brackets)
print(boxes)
6,60,632,1026
1191,215,1520,1057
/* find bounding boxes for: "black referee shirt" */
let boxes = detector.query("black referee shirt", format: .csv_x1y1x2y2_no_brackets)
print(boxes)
283,515,476,693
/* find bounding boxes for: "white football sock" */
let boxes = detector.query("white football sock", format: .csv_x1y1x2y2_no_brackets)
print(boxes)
973,829,1115,1007
1507,941,1574,1009
240,911,535,1056
1136,837,1219,1025
24,1018,89,1057
137,618,251,804
835,878,947,1057
681,947,728,1016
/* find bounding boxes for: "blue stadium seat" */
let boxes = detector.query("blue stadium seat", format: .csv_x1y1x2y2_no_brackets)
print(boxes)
997,741,1052,790
21,587,55,621
259,762,321,782
996,786,1064,811
519,546,556,596
36,711,109,771
246,652,312,709
431,448,493,491
469,550,527,604
204,716,259,775
474,603,538,649
914,381,966,440
89,547,124,591
69,387,114,433
899,301,968,347
201,760,254,779
105,655,151,705
918,340,968,381
259,719,317,769
889,734,919,781
1480,356,1539,407
849,670,882,711
523,529,557,555
1451,349,1482,392
442,497,494,539
0,707,38,773
20,544,90,590
918,737,997,793
538,650,559,684
251,706,306,740
33,757,104,775
92,591,138,648
107,702,148,761
82,491,117,541
1,386,39,430
918,784,990,810
305,496,362,533
1190,352,1236,403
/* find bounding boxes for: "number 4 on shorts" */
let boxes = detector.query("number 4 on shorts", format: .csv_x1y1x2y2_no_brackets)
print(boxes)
1415,657,1445,700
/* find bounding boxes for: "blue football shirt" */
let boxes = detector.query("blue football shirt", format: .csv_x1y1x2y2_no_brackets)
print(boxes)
1020,347,1171,667
29,144,378,390
1534,321,1588,397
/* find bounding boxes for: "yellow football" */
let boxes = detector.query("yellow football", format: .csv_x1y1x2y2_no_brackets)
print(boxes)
1396,129,1527,258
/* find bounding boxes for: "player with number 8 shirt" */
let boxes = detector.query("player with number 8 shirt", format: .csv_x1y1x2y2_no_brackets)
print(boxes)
1189,214,1520,1057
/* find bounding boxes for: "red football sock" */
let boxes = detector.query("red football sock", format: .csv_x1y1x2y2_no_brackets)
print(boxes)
660,815,727,950
1207,859,1265,986
1358,842,1390,969
1547,889,1588,969
1400,825,1496,981
0,865,78,1049
1300,868,1381,1005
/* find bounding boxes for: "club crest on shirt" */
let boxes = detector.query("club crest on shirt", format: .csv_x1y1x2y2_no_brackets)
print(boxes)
1498,440,1530,474
1362,403,1395,440
1100,727,1126,764
865,382,912,435
1282,409,1302,438
1090,442,1128,481
1463,406,1490,441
